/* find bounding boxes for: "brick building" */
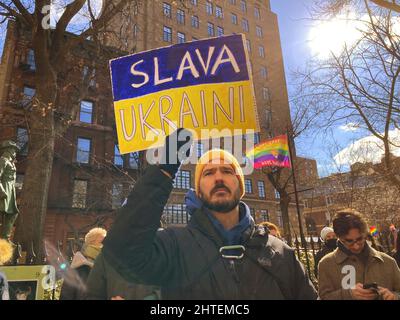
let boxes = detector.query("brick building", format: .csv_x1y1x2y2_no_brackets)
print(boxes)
302,157,400,235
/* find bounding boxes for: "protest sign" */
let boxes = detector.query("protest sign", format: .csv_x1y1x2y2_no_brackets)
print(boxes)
110,34,259,153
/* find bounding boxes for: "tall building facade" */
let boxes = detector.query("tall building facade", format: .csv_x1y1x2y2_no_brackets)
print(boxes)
0,1,304,255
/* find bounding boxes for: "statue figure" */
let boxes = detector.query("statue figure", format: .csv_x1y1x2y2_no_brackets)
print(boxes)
0,140,20,241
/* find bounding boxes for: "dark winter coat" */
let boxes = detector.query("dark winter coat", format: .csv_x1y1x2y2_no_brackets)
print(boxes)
393,251,400,268
103,165,317,300
86,252,160,300
60,252,92,300
314,245,335,277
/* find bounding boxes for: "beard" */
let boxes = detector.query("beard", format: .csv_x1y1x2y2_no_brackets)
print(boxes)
199,184,241,213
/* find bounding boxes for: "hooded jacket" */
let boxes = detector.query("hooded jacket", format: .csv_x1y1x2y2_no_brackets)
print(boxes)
103,165,317,300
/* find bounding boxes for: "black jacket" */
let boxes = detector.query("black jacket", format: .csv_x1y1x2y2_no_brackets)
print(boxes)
86,252,160,300
314,245,335,277
393,251,400,268
103,166,317,300
60,266,91,300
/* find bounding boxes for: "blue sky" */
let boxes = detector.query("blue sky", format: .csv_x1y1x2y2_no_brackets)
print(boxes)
270,0,367,177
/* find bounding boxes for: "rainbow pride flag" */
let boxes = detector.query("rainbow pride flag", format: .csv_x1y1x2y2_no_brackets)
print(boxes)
246,135,291,169
369,226,378,236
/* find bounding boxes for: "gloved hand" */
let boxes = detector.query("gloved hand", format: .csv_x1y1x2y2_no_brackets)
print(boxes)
159,128,193,179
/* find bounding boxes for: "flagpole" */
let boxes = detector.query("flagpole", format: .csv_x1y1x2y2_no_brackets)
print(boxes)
286,128,312,279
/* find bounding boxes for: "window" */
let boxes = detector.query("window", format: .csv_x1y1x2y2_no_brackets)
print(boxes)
259,46,265,58
326,195,333,205
256,25,263,38
207,22,215,37
261,66,267,79
163,26,172,42
258,181,266,198
79,100,93,123
114,145,123,166
304,200,309,208
177,9,185,24
16,127,28,156
22,86,35,107
217,26,224,37
174,170,191,189
215,6,223,18
263,87,270,100
16,174,24,190
164,204,189,224
266,109,272,130
191,15,199,28
27,49,36,71
229,0,236,4
76,137,91,164
177,32,186,44
274,189,280,199
72,179,88,209
240,0,247,13
112,183,124,209
197,142,204,158
250,208,256,220
245,179,253,194
276,209,283,227
254,133,261,144
246,39,251,53
83,66,96,87
129,152,139,169
133,24,138,36
242,18,249,32
191,0,198,5
206,1,213,15
23,86,36,100
254,7,261,19
231,13,238,25
260,209,269,222
163,3,171,18
133,4,139,15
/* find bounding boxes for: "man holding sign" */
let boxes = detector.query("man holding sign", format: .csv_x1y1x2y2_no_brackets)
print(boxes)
103,129,317,300
104,35,315,299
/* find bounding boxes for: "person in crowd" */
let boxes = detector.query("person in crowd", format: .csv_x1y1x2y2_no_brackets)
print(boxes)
259,221,282,239
366,233,384,252
86,251,160,300
318,209,400,300
0,239,13,300
393,230,400,268
314,227,337,277
60,227,106,300
103,129,317,300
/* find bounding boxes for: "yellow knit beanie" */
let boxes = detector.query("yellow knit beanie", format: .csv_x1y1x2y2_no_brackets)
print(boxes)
195,149,245,199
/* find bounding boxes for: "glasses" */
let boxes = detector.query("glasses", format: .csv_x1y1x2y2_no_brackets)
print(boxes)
342,236,365,246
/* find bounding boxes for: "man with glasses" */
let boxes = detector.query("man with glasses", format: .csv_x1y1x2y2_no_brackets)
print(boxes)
318,209,400,300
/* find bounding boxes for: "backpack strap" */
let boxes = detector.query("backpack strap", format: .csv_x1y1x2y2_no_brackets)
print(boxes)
244,225,292,300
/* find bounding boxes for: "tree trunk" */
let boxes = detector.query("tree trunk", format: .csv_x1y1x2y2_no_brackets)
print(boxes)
16,88,56,264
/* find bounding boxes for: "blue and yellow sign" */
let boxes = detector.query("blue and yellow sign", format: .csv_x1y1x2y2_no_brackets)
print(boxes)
110,34,259,153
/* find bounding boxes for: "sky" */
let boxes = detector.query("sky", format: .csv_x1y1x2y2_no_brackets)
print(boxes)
269,0,376,177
